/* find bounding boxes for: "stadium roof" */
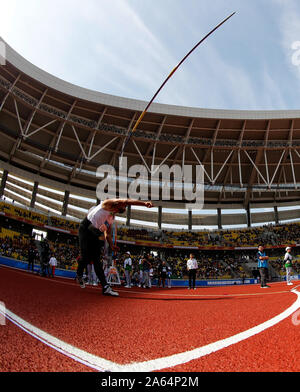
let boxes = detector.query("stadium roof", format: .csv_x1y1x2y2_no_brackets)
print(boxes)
1,40,300,229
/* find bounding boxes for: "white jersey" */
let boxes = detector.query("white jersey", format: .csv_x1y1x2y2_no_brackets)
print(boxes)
49,257,57,266
87,203,114,232
124,257,132,269
284,252,293,261
284,252,293,267
187,258,198,270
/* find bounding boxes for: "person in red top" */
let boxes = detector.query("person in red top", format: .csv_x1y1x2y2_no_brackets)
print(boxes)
49,254,58,278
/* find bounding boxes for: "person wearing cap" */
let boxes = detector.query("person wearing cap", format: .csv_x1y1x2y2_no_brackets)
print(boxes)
284,247,294,286
257,245,270,288
124,251,132,288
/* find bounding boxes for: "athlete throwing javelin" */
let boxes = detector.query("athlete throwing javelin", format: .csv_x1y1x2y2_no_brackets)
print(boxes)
77,198,153,296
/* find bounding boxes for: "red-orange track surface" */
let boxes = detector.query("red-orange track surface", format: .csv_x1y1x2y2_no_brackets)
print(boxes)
0,265,300,372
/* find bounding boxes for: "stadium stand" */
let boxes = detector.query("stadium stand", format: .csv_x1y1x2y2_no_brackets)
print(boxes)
1,43,300,285
0,200,299,282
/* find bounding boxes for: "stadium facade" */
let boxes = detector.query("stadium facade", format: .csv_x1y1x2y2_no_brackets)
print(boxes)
1,39,300,230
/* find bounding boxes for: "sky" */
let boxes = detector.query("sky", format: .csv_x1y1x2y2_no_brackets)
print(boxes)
1,0,300,228
2,0,300,111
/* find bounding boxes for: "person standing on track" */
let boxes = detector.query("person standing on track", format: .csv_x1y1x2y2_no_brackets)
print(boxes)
124,251,132,288
187,253,198,290
138,255,144,287
87,262,98,286
49,254,58,278
167,264,172,288
76,198,153,296
158,260,168,288
257,245,270,288
284,247,294,286
39,236,50,277
142,253,152,289
27,236,36,272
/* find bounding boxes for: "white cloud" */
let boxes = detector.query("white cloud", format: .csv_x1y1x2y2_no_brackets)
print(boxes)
0,0,294,110
261,67,287,110
273,0,300,80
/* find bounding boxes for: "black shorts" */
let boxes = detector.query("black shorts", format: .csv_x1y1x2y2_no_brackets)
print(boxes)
79,217,102,262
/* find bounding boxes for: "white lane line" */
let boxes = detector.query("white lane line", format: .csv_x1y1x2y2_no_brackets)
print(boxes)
0,309,114,372
1,289,299,372
124,289,300,372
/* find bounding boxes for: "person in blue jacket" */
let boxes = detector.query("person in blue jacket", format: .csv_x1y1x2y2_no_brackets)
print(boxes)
257,245,270,288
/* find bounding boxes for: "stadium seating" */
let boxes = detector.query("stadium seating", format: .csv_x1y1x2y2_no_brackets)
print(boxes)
1,200,300,280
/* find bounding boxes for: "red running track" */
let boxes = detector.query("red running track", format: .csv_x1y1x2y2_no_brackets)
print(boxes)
0,265,299,372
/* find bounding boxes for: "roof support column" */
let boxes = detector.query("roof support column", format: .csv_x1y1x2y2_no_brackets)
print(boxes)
217,208,222,230
62,190,70,217
188,210,192,231
158,206,162,230
274,206,279,225
126,205,131,227
30,181,39,209
246,203,251,228
0,170,8,198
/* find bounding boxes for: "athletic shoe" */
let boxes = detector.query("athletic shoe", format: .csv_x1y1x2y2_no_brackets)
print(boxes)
287,282,293,286
124,285,131,288
103,286,119,297
194,288,196,290
261,285,270,288
77,276,85,289
188,287,191,290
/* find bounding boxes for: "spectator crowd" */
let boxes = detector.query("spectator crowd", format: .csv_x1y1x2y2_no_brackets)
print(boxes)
1,228,299,283
1,200,300,283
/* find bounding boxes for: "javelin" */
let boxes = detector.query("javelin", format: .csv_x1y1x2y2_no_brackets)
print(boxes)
119,11,236,161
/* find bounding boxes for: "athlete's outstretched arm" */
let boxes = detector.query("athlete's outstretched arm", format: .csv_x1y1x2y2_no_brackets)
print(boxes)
123,199,153,208
104,226,119,252
102,199,153,211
